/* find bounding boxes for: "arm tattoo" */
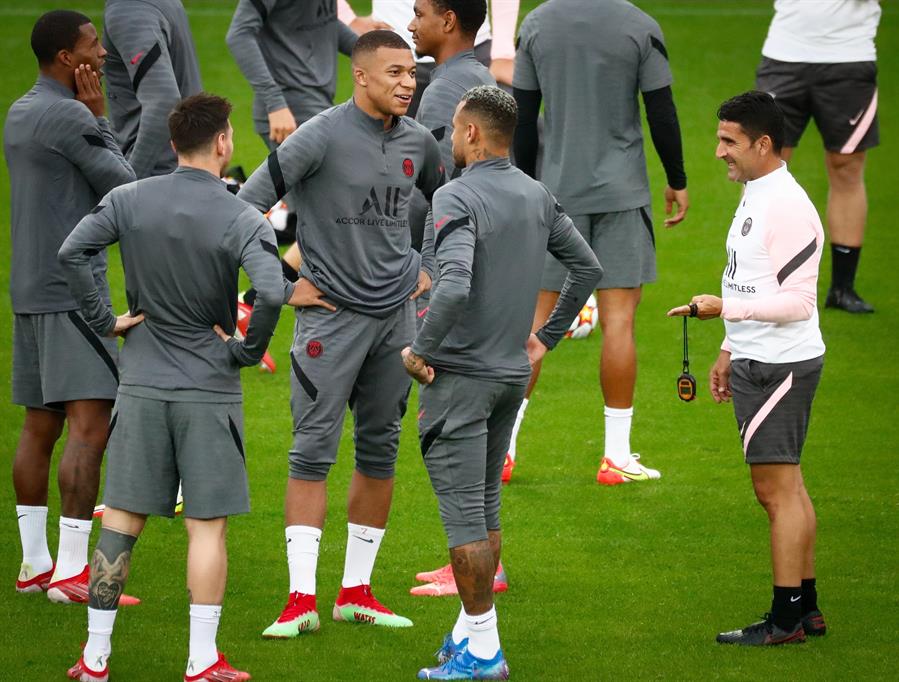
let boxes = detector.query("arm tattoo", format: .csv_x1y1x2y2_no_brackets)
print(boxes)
88,528,137,610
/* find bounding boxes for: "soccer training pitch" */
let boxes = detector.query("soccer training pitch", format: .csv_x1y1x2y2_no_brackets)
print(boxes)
0,1,896,679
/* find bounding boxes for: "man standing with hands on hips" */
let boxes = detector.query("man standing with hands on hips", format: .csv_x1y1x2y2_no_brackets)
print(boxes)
669,91,826,646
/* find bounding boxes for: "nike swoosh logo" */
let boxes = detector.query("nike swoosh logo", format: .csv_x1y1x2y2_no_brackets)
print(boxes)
790,595,801,602
435,216,450,230
287,538,292,543
353,536,374,544
130,51,144,65
849,109,864,125
62,523,80,529
17,514,26,520
473,617,495,625
835,246,851,254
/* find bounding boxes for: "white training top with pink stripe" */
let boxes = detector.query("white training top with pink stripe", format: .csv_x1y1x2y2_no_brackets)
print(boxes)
720,163,826,364
762,0,881,64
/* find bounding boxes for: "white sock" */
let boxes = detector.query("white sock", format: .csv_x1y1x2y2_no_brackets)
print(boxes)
604,406,633,468
286,525,321,595
508,398,529,461
55,516,92,580
16,505,52,574
464,606,500,660
187,604,221,676
84,607,117,672
341,523,385,588
451,604,468,645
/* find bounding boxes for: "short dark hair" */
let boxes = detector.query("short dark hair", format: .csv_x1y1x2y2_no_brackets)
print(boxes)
431,0,487,37
168,93,232,155
351,29,411,62
717,91,785,153
31,10,91,66
459,85,518,145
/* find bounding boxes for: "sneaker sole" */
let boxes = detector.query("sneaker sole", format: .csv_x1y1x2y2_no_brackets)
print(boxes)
48,587,86,604
16,583,47,594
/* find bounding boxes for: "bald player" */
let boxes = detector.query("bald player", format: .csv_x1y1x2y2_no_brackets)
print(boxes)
238,30,444,639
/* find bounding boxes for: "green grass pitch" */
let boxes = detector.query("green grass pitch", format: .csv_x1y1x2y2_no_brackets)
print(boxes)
1,1,897,679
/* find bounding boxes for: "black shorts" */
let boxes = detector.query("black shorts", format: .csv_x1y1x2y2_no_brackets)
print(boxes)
755,57,879,154
731,355,823,465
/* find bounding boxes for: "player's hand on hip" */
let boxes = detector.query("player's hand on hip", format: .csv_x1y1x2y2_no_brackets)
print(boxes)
109,312,144,337
663,186,688,227
526,333,548,368
709,350,732,403
288,278,337,311
411,270,432,300
401,347,434,385
212,324,231,343
268,107,297,144
74,64,105,118
489,58,515,86
667,294,722,320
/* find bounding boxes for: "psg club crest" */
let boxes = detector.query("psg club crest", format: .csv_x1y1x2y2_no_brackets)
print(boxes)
741,217,753,236
403,158,414,177
306,340,323,358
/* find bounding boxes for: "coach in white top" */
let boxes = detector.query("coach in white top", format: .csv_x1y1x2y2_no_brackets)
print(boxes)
757,0,881,314
669,92,826,647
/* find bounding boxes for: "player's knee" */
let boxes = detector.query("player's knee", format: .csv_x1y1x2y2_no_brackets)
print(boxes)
288,453,331,481
825,152,865,187
354,452,397,480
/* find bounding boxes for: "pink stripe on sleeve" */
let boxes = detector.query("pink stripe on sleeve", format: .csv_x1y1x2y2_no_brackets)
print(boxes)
841,89,877,154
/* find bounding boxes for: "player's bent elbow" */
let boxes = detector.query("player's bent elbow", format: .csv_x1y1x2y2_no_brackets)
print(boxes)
254,287,286,311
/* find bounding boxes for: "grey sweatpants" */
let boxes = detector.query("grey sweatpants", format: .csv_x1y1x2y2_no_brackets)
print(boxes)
418,372,526,548
288,301,415,481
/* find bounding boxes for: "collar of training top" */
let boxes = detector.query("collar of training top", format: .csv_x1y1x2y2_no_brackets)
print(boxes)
462,157,512,174
744,161,789,195
431,49,477,79
347,97,403,135
37,73,75,99
172,166,228,185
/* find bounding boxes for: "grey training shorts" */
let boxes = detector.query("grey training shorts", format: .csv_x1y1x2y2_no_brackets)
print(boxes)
288,301,415,481
12,311,119,410
418,372,526,548
103,392,249,519
731,355,824,465
541,207,656,291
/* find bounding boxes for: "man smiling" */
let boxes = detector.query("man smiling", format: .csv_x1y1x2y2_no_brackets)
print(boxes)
669,91,826,646
238,30,444,639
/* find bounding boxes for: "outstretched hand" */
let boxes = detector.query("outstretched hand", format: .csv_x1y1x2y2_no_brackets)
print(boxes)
667,294,722,320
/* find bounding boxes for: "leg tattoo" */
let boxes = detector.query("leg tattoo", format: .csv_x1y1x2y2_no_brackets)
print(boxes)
450,540,495,615
89,528,137,610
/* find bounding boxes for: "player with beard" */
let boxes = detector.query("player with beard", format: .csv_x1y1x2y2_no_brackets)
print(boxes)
60,93,288,681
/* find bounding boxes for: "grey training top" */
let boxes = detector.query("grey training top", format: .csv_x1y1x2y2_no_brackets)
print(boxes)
103,0,203,178
513,0,673,214
238,99,445,318
412,158,603,384
4,75,136,315
58,167,291,400
416,50,495,177
226,0,358,134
